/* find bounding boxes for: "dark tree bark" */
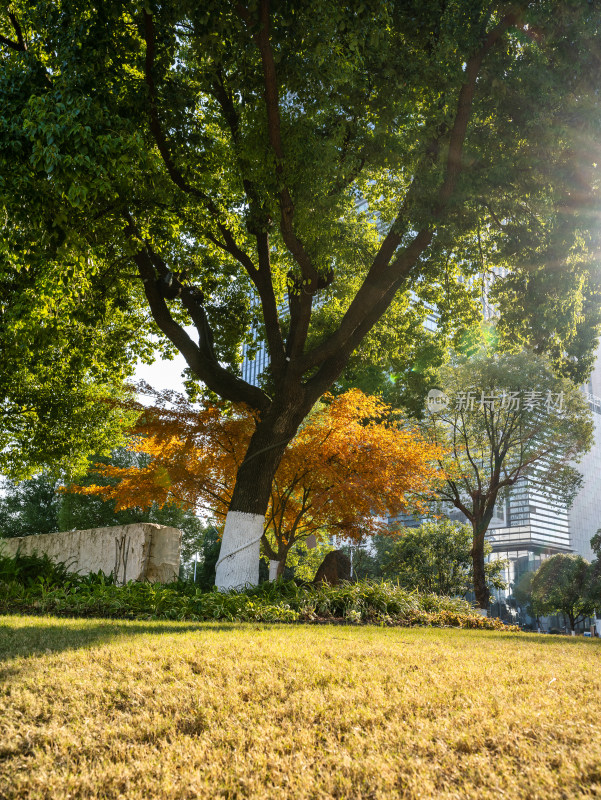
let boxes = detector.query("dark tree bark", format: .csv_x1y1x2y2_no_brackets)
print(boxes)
470,503,497,610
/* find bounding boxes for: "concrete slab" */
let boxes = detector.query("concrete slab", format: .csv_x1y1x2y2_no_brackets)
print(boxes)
0,523,181,584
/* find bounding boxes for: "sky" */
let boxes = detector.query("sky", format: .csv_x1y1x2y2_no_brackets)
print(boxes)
133,327,197,394
134,352,187,394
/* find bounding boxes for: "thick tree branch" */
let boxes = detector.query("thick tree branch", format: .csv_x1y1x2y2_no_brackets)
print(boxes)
239,1,317,277
261,532,278,561
209,70,286,373
254,233,286,374
436,9,521,211
146,249,218,364
0,32,19,50
236,0,324,364
437,483,474,522
143,10,204,199
303,230,432,397
124,216,270,412
301,8,521,386
8,11,25,49
0,11,26,51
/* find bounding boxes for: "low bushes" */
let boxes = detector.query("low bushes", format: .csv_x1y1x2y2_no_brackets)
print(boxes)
0,552,517,629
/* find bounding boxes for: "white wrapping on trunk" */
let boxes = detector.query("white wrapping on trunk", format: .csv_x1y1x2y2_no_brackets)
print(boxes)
215,510,264,590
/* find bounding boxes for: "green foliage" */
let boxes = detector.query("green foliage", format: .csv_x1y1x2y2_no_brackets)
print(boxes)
0,474,60,538
375,520,506,597
180,524,221,592
588,530,601,605
1,0,600,404
0,550,76,588
0,550,516,629
0,256,148,479
591,530,601,561
530,554,596,630
275,537,336,583
0,451,204,554
512,571,543,623
339,543,381,582
313,296,468,419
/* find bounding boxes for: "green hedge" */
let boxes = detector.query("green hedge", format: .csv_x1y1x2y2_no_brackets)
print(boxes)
0,552,517,630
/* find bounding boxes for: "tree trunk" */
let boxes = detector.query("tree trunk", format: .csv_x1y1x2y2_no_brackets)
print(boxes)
268,556,287,581
276,556,286,579
471,529,492,610
470,504,497,610
215,396,309,590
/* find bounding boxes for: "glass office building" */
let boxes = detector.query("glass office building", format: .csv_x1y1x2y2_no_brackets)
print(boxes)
241,338,269,387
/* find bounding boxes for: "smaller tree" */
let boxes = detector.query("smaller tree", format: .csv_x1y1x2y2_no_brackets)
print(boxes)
69,389,444,577
424,350,593,609
585,530,601,611
531,554,596,632
376,519,506,598
512,571,544,628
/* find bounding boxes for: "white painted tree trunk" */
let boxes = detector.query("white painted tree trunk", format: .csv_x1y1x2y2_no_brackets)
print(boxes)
269,560,279,581
215,510,264,590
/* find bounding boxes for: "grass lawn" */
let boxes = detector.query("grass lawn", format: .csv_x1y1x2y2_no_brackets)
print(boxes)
1,617,600,799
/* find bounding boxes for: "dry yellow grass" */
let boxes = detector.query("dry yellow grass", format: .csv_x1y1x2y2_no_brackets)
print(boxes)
1,616,600,799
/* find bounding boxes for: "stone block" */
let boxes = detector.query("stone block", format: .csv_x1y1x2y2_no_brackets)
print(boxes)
0,523,181,584
313,549,351,586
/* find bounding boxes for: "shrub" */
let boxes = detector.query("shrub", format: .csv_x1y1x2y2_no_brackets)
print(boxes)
0,553,518,630
0,550,76,587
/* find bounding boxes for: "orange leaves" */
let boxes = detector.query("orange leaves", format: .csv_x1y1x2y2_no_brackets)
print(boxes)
286,390,444,542
67,388,443,555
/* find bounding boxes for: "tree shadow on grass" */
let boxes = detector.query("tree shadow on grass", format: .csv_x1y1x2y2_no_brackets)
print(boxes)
516,631,601,646
0,617,252,663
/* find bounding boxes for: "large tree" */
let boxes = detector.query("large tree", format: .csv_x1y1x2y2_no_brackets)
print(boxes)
2,1,601,587
424,350,593,609
68,389,442,577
